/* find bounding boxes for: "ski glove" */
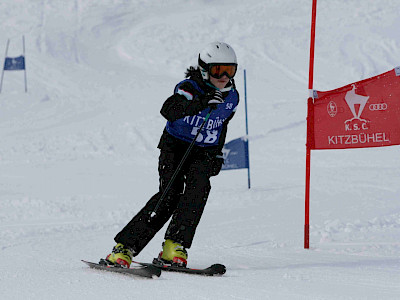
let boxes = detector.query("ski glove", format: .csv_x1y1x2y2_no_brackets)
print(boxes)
200,90,224,109
210,155,224,177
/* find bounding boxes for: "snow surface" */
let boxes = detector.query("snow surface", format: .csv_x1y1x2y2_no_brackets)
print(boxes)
1,0,399,299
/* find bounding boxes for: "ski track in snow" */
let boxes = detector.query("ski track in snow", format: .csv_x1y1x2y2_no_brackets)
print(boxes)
1,0,400,299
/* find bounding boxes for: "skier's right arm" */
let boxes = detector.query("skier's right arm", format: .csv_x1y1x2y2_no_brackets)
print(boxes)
160,82,206,122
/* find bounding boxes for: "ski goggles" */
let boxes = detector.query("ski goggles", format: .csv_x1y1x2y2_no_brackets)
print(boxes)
208,64,237,79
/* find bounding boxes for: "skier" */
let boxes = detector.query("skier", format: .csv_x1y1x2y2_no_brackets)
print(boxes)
105,41,239,268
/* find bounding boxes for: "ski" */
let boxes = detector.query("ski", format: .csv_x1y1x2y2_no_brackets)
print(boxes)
133,259,226,276
82,260,161,279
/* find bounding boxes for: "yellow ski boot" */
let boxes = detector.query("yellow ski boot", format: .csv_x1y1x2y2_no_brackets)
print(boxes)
158,239,188,267
106,243,133,268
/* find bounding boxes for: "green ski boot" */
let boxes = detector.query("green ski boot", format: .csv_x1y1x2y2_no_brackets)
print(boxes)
106,243,133,268
158,239,188,267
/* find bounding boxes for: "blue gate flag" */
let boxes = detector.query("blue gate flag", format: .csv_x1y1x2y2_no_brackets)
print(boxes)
221,137,249,170
4,56,25,70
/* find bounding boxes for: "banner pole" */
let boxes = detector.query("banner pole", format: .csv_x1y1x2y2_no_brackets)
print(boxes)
244,69,251,189
305,0,318,249
305,100,313,249
0,39,10,94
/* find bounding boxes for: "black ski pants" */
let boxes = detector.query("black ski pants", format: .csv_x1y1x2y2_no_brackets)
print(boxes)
114,148,216,255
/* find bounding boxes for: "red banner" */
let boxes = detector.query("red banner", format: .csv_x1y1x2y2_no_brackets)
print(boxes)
309,67,400,149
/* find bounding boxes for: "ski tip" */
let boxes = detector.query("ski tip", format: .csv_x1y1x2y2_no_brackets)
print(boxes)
210,264,226,275
147,265,162,278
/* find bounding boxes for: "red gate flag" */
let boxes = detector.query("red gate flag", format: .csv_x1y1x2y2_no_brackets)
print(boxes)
309,67,400,150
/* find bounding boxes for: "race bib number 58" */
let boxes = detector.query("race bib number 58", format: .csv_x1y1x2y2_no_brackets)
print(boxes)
191,127,218,144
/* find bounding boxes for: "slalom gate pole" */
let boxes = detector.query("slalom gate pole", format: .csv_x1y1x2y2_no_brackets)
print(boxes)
244,69,251,189
150,108,213,219
23,35,27,93
305,0,318,249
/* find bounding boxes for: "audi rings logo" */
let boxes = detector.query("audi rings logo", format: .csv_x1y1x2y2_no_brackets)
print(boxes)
369,103,388,111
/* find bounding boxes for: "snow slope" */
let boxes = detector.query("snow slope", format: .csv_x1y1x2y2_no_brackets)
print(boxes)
0,0,399,299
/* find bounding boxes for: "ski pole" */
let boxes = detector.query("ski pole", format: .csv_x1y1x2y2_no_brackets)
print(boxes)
150,108,213,220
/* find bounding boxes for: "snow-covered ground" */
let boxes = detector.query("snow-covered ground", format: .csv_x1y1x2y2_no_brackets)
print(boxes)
1,0,399,299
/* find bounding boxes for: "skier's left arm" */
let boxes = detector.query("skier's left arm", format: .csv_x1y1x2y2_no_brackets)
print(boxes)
210,90,240,176
218,84,240,152
207,112,236,177
217,111,236,152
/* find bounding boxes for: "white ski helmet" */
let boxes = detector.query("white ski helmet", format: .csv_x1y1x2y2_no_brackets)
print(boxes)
198,42,237,80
